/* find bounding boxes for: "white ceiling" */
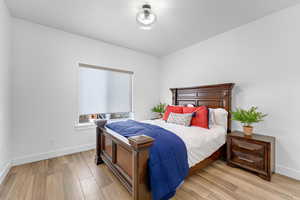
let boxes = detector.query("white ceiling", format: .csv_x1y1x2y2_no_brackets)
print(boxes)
6,0,300,56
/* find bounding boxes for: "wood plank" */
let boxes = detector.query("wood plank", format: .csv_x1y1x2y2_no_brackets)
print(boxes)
48,157,68,174
80,177,106,200
46,172,65,200
81,151,113,188
23,175,36,200
68,153,93,181
31,160,49,174
9,163,33,175
175,186,209,200
197,169,237,192
62,165,85,200
31,172,47,200
4,171,34,200
101,182,131,200
183,176,212,198
210,161,297,199
189,174,241,200
0,173,17,200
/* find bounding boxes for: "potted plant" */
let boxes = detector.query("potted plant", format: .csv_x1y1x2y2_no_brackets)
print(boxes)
231,107,267,136
151,103,167,118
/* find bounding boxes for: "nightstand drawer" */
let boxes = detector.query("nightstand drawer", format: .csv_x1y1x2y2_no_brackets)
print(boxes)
231,138,265,157
231,150,265,171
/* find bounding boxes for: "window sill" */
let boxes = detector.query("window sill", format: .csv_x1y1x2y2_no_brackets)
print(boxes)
74,122,97,130
74,117,133,131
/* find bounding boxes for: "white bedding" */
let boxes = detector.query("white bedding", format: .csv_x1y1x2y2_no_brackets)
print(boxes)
106,119,227,167
145,119,226,167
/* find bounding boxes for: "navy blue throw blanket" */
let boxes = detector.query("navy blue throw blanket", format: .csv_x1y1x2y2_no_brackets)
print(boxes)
106,120,189,200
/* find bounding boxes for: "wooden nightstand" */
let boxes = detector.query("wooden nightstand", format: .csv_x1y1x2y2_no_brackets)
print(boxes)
227,131,275,181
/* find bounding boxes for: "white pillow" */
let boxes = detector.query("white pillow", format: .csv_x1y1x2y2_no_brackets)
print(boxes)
209,108,228,129
208,108,215,128
186,104,195,107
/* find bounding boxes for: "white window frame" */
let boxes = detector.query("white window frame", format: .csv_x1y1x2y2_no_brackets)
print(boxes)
75,62,134,130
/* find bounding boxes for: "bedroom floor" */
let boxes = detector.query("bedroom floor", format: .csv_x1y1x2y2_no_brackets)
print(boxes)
1,150,300,200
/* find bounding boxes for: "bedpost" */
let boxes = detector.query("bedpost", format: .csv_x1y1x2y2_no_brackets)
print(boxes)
95,119,107,165
170,88,178,105
128,135,154,200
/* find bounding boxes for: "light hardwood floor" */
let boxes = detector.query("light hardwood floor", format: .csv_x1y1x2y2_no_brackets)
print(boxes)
1,150,300,200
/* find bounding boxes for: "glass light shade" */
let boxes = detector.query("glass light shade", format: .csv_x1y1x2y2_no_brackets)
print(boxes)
136,6,156,30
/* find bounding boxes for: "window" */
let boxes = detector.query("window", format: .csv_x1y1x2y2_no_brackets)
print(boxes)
78,63,133,126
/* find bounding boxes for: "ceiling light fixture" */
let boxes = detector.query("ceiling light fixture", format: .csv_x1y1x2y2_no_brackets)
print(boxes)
136,3,157,30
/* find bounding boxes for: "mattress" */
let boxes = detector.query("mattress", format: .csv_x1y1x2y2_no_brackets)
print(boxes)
106,119,227,167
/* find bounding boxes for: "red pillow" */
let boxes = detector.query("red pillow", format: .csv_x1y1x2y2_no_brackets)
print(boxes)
183,106,208,128
182,107,198,113
163,105,183,121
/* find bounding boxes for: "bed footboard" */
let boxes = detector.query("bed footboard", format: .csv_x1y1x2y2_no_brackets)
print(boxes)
95,120,154,200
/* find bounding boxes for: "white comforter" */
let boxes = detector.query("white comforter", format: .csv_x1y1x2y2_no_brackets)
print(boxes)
145,119,226,167
106,119,227,167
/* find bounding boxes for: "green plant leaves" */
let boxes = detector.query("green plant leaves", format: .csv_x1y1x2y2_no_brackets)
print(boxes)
151,103,167,114
231,106,267,127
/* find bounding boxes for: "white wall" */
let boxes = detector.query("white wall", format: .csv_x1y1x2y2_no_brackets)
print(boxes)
12,19,160,164
160,4,300,179
0,0,12,182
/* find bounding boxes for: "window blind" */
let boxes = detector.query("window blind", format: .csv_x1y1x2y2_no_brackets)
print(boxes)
79,66,133,115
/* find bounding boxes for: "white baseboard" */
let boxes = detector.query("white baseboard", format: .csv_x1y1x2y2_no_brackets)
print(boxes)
0,162,12,184
12,143,95,166
276,165,300,180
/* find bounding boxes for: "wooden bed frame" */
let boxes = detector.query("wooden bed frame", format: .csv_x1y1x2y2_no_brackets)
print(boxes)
95,83,234,200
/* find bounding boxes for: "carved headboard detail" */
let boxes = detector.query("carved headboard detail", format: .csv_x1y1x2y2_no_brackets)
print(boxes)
170,83,234,132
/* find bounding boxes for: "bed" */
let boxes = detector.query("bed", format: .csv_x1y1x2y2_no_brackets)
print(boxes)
95,83,234,200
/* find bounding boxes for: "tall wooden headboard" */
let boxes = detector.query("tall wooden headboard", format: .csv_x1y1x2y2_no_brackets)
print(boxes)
170,83,234,132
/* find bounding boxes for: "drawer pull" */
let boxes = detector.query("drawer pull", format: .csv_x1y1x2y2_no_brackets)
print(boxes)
238,157,255,163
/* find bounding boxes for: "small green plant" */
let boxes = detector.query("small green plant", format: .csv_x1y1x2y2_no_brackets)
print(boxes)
231,106,267,127
151,103,167,117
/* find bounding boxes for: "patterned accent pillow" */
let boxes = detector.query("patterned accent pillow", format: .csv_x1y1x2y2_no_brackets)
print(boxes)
167,112,193,126
163,105,183,121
